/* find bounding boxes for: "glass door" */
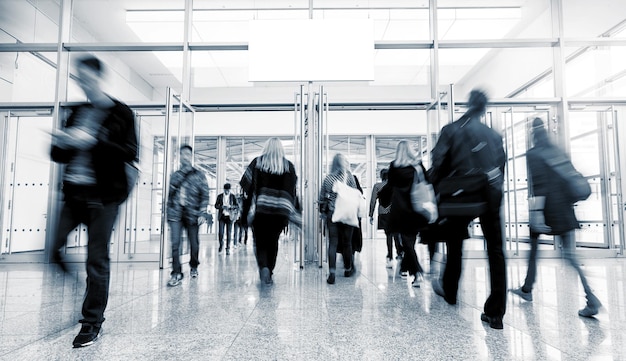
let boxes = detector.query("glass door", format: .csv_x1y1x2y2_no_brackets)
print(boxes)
0,113,53,262
110,112,166,262
495,106,553,255
160,88,195,268
568,106,617,250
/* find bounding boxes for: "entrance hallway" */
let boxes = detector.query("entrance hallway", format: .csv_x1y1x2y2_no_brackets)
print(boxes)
0,237,623,360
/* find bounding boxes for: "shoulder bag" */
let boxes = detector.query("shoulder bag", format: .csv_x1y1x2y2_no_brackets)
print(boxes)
411,165,438,223
331,174,364,227
543,152,591,203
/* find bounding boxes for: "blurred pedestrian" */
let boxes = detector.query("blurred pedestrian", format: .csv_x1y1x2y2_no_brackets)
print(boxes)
239,137,300,285
383,140,430,288
510,118,602,317
166,144,209,287
50,55,138,347
215,183,238,255
319,153,358,284
369,168,403,268
428,89,507,329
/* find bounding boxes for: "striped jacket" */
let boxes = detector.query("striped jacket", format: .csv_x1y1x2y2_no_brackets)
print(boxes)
239,156,300,227
319,170,358,218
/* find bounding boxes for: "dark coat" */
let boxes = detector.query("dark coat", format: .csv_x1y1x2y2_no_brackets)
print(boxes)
429,114,505,186
167,167,209,223
51,99,138,204
426,113,506,242
384,161,430,235
527,144,579,234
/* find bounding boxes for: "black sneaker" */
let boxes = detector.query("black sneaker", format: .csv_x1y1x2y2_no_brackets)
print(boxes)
73,323,101,348
327,273,336,284
53,251,68,273
190,268,198,278
481,313,504,330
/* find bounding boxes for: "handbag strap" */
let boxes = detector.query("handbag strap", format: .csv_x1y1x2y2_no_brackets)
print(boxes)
413,164,425,183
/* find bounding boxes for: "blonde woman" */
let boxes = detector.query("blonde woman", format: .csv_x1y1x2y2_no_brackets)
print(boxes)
319,153,359,284
239,138,300,285
383,140,430,287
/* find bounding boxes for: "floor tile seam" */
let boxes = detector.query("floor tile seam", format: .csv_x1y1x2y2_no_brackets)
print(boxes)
0,322,75,359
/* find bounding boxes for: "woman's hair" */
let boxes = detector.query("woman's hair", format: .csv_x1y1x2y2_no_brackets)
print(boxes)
393,140,418,167
330,153,349,174
258,137,287,174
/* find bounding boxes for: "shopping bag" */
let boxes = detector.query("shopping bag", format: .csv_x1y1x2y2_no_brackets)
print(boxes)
411,166,438,223
331,179,362,227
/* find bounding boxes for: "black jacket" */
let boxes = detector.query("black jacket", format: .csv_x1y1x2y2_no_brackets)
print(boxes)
383,161,430,235
51,100,138,204
527,144,579,234
428,114,505,188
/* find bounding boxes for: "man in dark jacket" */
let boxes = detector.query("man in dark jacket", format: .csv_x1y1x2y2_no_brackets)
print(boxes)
166,144,209,286
50,55,138,347
428,89,507,329
215,183,238,255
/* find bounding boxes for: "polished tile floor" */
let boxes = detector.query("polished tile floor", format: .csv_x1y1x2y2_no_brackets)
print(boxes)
0,236,624,361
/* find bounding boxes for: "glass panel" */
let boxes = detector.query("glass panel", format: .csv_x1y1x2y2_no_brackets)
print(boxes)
190,50,250,95
192,3,308,42
313,6,429,41
439,47,554,98
563,0,626,38
121,114,166,256
0,116,52,255
0,51,57,102
0,0,60,43
194,136,218,234
326,136,367,186
565,46,626,98
71,0,185,43
438,0,553,40
68,52,183,103
568,110,606,247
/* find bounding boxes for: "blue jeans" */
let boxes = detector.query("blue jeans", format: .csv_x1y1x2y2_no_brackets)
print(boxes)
53,198,120,327
169,217,200,275
218,217,233,250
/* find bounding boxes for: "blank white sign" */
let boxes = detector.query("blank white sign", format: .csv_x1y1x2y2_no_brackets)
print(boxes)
248,19,375,82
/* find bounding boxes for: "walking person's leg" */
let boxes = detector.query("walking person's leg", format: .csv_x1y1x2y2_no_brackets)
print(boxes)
510,231,538,302
340,224,355,276
225,218,232,253
326,221,339,284
218,219,225,251
169,221,183,277
479,190,507,328
72,202,119,348
52,201,82,271
561,231,602,316
187,219,200,275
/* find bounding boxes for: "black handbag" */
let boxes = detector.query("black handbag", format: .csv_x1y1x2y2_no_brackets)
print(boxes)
437,173,488,218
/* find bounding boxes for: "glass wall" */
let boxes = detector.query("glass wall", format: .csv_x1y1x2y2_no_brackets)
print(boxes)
1,0,625,262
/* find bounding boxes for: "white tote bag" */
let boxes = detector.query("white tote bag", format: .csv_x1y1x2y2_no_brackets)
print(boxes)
331,175,362,227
